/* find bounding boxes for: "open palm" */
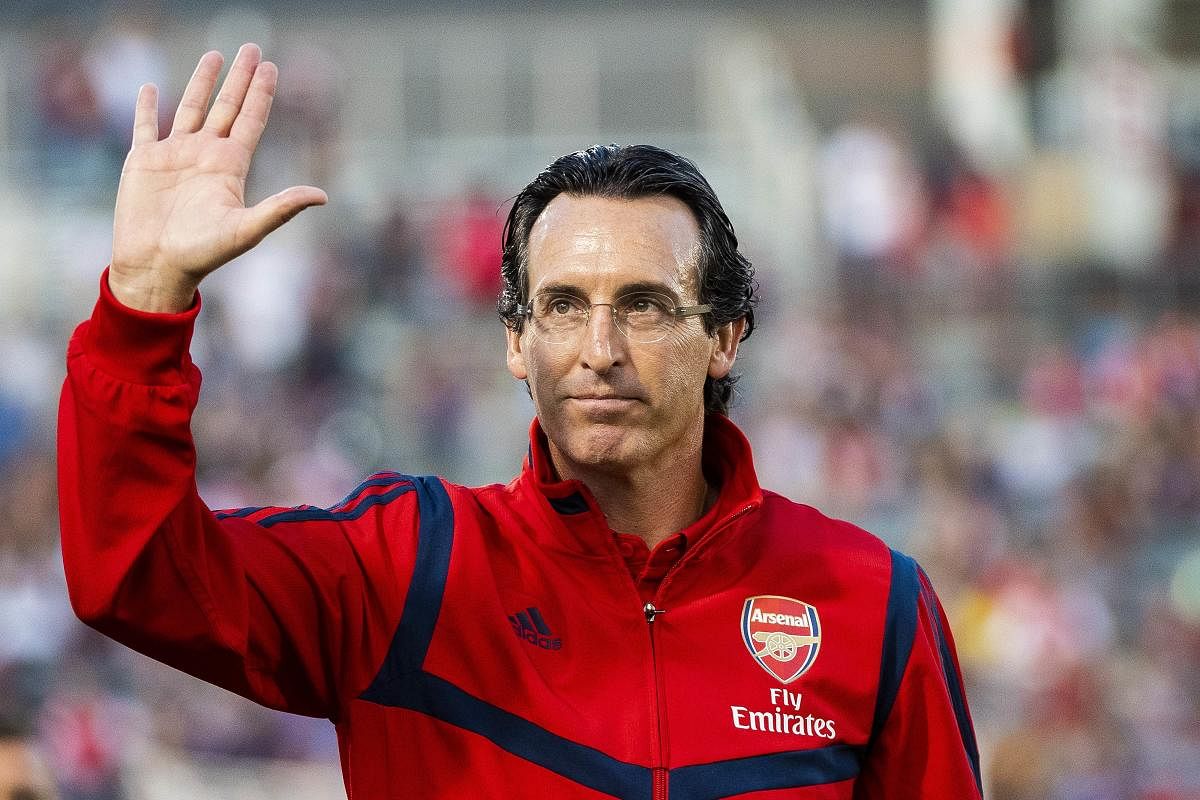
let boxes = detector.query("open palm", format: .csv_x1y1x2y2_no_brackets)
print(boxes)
110,44,326,312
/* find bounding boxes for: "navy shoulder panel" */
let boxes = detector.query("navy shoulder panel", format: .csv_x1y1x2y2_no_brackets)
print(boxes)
868,548,920,746
360,474,455,686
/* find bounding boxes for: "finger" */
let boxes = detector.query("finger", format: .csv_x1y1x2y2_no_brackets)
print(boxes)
228,60,277,150
132,83,159,146
204,43,261,136
240,186,328,247
171,51,223,134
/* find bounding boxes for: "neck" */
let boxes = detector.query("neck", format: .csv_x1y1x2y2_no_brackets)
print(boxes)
547,423,712,550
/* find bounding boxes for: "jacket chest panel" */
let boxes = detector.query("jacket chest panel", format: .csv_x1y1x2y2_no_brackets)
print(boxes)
650,526,890,767
420,524,658,766
649,583,881,768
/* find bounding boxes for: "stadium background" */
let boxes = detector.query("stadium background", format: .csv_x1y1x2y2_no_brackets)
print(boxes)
1,0,1199,797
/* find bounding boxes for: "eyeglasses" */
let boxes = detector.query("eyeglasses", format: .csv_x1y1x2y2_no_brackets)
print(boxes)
516,291,712,344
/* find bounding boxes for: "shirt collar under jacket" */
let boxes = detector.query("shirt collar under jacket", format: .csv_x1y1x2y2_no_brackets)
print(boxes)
511,414,765,557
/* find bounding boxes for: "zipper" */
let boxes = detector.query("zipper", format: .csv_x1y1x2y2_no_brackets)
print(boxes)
646,601,668,800
638,502,756,800
643,503,755,800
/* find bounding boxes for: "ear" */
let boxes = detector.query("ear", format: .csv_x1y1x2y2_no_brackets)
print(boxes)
708,317,746,380
506,325,528,380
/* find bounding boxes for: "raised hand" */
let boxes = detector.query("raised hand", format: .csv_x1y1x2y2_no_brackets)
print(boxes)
109,44,327,313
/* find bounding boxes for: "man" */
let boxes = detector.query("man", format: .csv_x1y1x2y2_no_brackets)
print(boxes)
58,44,982,798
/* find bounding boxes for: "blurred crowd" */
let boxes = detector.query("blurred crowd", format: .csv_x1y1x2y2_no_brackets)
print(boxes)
2,11,1199,800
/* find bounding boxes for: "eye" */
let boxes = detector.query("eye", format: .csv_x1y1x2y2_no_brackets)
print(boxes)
621,293,672,315
537,295,585,317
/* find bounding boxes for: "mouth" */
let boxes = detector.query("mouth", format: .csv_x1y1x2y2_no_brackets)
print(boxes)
567,395,642,414
571,393,639,400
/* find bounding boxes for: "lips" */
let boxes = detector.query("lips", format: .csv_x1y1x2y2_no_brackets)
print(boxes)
566,394,642,415
571,394,639,401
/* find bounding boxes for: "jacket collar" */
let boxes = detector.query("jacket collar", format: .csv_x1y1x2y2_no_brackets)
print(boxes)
513,414,764,555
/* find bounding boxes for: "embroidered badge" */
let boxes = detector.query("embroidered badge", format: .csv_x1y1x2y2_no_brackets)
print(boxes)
741,595,821,684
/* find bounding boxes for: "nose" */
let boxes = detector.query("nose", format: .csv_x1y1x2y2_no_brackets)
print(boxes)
579,304,626,374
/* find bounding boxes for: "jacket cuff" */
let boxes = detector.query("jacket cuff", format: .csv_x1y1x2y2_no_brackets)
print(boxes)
84,266,202,385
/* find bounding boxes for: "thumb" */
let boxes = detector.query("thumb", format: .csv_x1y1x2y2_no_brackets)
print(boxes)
242,185,328,246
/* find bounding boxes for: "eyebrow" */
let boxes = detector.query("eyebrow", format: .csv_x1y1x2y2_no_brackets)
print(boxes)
534,280,683,302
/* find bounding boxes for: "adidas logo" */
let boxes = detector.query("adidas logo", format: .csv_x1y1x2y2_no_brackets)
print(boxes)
508,606,562,650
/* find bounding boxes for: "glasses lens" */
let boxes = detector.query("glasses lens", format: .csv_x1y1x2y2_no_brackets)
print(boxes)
530,294,586,344
614,292,675,344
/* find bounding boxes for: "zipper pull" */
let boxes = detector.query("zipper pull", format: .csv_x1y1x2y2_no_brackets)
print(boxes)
644,602,667,623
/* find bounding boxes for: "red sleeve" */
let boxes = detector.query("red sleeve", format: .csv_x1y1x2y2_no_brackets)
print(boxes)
854,554,983,799
57,268,419,720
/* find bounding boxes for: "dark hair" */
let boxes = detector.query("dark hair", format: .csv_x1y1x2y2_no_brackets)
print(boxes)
498,144,756,415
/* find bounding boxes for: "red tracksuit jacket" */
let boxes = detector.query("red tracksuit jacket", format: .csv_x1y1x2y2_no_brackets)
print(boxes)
57,272,983,799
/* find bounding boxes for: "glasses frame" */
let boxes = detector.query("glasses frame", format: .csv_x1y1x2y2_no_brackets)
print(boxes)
515,291,713,345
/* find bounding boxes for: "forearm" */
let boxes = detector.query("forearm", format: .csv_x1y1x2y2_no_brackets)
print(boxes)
57,272,414,717
57,274,328,710
58,267,208,629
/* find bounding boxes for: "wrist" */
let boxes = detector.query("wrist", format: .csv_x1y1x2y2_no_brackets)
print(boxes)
85,266,201,386
107,266,199,314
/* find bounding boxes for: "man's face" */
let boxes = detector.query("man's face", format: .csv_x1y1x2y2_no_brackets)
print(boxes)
506,193,741,475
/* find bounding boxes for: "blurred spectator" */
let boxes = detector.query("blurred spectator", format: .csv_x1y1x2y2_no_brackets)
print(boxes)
264,38,342,189
32,32,111,194
921,138,1015,310
435,186,507,310
83,9,168,151
38,690,124,800
348,198,433,319
817,122,926,295
35,39,104,143
0,717,58,800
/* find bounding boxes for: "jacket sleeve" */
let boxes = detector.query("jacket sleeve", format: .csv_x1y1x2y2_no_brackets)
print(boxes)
57,268,421,720
854,552,983,799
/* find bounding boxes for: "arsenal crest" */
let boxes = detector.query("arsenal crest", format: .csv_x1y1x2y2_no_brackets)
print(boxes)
741,595,822,684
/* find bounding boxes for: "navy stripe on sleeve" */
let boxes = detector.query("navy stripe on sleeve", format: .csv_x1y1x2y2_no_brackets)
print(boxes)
918,569,982,793
257,483,414,528
869,549,920,746
330,473,408,510
214,506,266,520
214,474,414,528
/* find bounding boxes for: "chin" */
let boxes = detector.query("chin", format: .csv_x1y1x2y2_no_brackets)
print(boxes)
560,422,646,470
